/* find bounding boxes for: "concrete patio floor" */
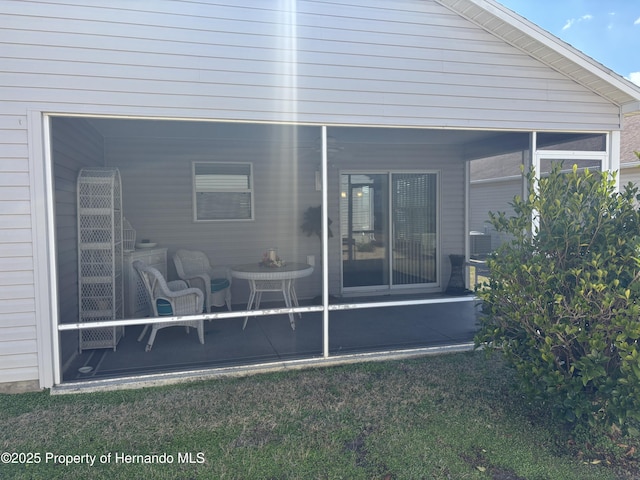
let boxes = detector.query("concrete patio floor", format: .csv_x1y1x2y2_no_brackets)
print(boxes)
63,295,481,383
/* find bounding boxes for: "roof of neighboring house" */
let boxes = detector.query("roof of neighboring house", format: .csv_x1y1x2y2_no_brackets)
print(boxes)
437,0,640,113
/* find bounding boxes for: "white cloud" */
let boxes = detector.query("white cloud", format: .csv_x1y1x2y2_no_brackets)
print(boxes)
629,72,640,86
562,14,593,30
635,17,640,25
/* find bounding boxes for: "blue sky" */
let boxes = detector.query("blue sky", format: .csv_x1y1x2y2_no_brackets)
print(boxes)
496,0,640,85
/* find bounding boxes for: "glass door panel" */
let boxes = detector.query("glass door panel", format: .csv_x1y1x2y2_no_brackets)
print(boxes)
340,174,389,288
341,172,438,291
392,173,438,286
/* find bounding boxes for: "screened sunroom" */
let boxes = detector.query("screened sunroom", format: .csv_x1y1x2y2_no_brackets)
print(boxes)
50,116,614,385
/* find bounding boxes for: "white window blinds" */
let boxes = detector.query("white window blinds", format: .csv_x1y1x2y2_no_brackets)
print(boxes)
193,162,253,221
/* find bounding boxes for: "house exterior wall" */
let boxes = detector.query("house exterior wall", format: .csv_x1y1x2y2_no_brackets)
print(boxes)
621,115,640,165
0,0,629,388
2,0,621,129
469,179,520,233
469,178,521,251
0,117,37,387
105,128,323,303
327,142,465,291
622,167,640,190
102,127,464,301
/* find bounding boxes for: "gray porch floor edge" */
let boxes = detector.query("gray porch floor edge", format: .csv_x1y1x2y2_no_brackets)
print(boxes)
53,342,475,395
60,294,481,388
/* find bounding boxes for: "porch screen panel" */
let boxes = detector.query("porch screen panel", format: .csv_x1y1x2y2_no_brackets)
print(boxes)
392,173,437,285
539,159,602,176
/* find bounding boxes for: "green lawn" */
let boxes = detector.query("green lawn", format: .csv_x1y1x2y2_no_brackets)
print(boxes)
1,352,636,479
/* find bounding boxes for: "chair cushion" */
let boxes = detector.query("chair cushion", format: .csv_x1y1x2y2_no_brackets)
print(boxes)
210,278,230,292
156,299,173,316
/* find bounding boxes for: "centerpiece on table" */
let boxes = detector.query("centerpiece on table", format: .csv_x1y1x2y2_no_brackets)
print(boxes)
260,248,286,268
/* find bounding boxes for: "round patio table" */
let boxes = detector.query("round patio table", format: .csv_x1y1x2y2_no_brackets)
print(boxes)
230,262,314,330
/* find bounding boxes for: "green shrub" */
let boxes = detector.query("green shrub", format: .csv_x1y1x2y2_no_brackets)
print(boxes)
475,163,640,429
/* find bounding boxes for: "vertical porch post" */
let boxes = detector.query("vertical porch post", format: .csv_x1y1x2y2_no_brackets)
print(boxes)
529,132,539,234
608,130,621,193
464,160,470,289
31,112,59,388
321,126,330,358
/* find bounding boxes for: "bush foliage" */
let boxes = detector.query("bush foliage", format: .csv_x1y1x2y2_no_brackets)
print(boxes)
475,163,640,428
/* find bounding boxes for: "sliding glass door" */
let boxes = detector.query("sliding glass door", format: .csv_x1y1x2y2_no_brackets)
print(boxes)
392,173,438,286
340,174,389,288
341,172,438,292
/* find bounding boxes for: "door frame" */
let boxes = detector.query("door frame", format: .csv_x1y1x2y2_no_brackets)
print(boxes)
339,169,440,294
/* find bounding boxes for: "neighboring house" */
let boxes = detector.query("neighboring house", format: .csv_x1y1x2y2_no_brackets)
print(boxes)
2,0,640,392
469,115,640,253
619,114,640,186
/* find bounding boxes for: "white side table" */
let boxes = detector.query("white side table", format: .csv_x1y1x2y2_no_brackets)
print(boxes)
230,262,314,330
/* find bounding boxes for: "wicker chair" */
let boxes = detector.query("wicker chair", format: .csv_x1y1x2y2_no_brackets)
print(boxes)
173,249,232,312
133,260,205,352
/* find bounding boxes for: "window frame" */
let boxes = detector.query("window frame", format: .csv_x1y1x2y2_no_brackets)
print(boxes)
191,161,255,222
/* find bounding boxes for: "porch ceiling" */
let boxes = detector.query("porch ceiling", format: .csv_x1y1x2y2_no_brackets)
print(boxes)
84,117,506,147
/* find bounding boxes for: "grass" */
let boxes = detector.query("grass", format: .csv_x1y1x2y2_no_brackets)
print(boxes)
1,351,637,479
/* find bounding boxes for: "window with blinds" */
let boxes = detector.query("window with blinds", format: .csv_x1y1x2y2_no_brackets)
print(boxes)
392,173,438,286
192,162,253,221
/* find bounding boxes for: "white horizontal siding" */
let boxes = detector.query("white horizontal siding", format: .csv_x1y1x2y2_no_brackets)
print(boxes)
0,272,34,290
0,0,620,130
0,284,35,301
0,172,29,186
0,299,35,315
2,71,613,112
1,80,616,126
469,178,521,250
0,312,37,328
0,158,29,172
0,215,31,229
623,168,640,182
0,186,30,201
0,110,37,384
0,257,33,272
0,229,32,242
0,365,39,384
0,353,38,370
1,325,37,342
